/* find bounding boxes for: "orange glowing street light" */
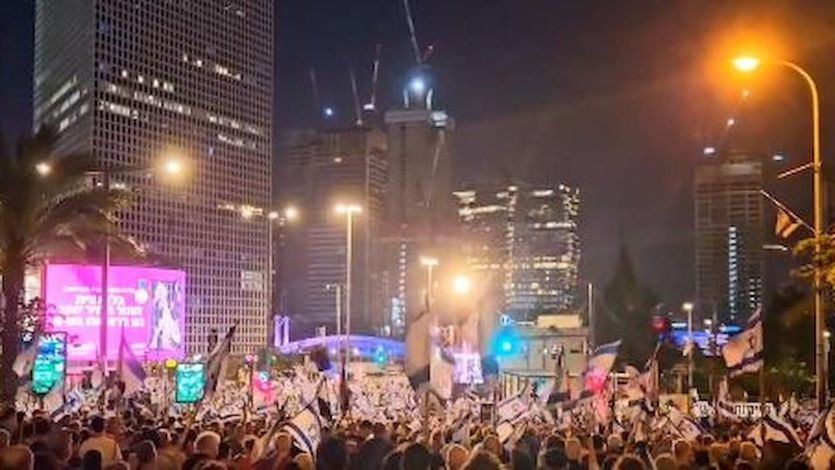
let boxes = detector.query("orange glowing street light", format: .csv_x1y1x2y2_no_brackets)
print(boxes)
732,55,760,73
730,52,827,409
453,275,472,295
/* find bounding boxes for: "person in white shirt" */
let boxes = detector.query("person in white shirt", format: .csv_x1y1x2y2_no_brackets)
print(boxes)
78,415,122,464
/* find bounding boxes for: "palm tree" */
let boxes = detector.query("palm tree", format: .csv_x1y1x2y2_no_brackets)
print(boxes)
0,128,131,404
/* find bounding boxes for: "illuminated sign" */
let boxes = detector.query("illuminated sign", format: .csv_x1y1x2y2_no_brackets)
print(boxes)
44,264,186,361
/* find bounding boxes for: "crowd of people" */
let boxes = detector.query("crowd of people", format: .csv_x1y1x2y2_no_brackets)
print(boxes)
0,368,832,470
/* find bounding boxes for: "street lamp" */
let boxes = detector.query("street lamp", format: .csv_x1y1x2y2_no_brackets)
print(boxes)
732,56,760,73
334,203,362,384
420,257,439,312
284,206,299,222
35,162,51,176
453,275,472,295
683,302,695,390
732,54,826,408
326,283,343,368
90,156,186,367
231,204,299,346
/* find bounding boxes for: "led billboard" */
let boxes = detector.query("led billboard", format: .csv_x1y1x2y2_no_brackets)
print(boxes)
44,264,186,361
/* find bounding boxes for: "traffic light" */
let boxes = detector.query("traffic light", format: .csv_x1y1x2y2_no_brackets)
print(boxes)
373,346,389,366
490,327,521,357
651,315,671,335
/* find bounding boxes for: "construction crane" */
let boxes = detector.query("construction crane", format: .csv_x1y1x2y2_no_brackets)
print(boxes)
349,67,363,126
363,44,382,113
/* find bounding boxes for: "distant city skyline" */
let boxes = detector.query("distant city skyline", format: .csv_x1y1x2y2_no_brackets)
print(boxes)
3,1,835,308
454,182,581,321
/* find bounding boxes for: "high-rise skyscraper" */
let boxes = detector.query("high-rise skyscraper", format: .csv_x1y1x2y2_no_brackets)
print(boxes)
694,152,764,323
454,182,581,322
279,126,388,336
34,1,274,354
383,72,456,337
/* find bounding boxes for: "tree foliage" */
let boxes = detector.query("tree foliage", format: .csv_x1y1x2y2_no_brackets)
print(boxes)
0,128,134,404
597,245,659,366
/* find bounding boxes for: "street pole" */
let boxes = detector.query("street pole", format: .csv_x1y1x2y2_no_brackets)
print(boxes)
267,219,274,347
100,169,111,373
587,283,594,347
327,284,343,376
423,260,434,431
345,211,354,381
733,57,826,408
788,61,830,410
684,302,694,391
425,263,434,312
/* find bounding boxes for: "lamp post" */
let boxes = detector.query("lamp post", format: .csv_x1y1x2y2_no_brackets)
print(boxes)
420,257,439,311
267,206,298,347
335,204,362,380
222,203,298,347
733,56,826,408
825,330,832,396
326,283,343,371
683,302,695,390
70,157,186,370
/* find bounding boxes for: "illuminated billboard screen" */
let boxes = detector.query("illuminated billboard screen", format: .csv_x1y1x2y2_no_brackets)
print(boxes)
44,264,186,361
32,333,67,395
453,352,484,385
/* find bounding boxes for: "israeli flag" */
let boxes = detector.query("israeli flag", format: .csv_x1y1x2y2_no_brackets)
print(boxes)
748,412,802,450
586,340,622,376
665,407,704,441
117,329,147,396
497,392,530,424
205,323,236,398
722,308,763,377
283,403,323,456
716,377,738,421
807,403,835,468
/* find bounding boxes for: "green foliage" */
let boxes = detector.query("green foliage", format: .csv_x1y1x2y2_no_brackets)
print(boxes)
0,128,135,404
724,286,815,399
793,235,835,284
598,245,659,366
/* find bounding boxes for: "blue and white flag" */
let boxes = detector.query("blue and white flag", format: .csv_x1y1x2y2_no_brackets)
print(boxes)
48,387,85,422
586,340,622,376
497,384,532,424
205,323,236,398
282,403,323,456
722,308,763,377
748,412,803,449
117,329,147,396
716,377,738,421
807,403,835,468
665,407,704,441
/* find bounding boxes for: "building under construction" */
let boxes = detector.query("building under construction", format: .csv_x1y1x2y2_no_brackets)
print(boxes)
278,60,457,339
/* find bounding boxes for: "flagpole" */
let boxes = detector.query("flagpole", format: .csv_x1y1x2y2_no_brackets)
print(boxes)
759,365,766,445
588,283,595,347
759,310,767,445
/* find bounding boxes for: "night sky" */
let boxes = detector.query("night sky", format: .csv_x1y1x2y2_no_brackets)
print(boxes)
2,1,834,308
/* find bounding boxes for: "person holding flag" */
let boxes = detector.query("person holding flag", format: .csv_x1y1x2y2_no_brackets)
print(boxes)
117,328,147,397
204,321,238,399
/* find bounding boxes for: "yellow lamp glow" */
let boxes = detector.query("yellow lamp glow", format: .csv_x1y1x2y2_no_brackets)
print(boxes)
733,56,760,73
